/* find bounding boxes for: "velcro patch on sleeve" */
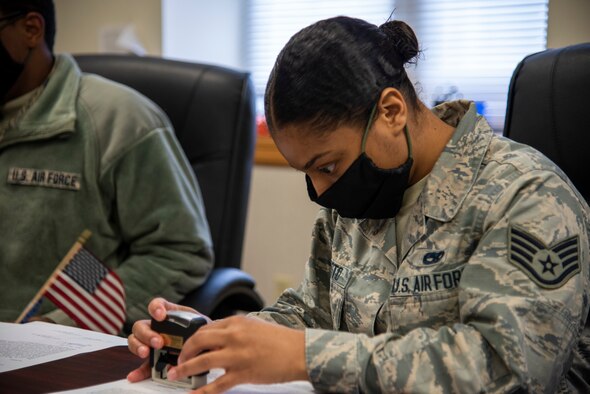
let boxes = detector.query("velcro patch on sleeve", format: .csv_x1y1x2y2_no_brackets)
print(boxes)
509,225,580,289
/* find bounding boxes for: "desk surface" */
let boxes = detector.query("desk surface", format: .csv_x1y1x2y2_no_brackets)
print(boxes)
0,346,143,394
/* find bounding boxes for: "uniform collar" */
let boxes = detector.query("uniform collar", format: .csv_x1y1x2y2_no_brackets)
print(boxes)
0,54,80,150
421,100,494,222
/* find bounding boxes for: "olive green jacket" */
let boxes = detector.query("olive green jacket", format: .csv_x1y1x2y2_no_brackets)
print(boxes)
0,54,213,331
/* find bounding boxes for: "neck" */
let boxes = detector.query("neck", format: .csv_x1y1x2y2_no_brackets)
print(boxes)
407,103,455,185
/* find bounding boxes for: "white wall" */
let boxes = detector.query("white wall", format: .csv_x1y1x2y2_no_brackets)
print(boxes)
547,0,590,48
161,0,245,69
54,0,162,55
242,167,320,304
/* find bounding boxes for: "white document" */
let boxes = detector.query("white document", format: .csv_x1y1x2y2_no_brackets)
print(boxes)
0,321,127,373
54,369,314,393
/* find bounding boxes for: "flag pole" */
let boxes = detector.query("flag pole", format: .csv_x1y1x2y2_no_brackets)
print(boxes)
15,230,92,323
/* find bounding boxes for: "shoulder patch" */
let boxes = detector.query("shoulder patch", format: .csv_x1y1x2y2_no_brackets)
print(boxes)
509,225,580,289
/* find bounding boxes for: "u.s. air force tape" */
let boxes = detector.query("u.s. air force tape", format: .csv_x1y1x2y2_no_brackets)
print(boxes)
391,267,464,296
7,167,81,191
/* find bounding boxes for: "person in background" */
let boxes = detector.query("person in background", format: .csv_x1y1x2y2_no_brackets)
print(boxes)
0,0,213,333
127,16,590,393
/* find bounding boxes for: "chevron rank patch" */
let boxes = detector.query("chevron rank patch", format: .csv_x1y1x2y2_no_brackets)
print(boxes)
509,225,580,289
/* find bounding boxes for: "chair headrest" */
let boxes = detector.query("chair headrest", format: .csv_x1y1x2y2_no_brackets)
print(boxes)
504,43,590,200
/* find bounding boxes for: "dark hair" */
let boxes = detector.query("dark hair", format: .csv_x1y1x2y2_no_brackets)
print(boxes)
0,0,55,52
264,16,420,135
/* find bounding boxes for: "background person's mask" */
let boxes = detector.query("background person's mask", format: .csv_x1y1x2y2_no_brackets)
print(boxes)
0,40,25,102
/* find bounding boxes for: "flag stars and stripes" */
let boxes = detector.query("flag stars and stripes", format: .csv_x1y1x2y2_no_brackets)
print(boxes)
44,246,126,335
62,249,108,293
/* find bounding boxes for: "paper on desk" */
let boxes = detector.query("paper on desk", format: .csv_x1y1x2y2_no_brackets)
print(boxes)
0,321,127,373
54,369,315,393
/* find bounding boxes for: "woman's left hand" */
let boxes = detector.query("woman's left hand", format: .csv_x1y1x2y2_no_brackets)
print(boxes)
166,315,308,393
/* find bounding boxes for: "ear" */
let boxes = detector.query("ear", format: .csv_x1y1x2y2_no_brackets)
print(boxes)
375,87,408,136
21,12,46,48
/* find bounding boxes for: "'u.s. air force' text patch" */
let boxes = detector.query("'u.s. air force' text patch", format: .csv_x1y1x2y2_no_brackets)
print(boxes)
7,167,81,191
509,225,580,289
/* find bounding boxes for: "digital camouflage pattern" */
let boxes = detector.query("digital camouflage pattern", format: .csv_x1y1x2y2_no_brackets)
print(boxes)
250,100,590,393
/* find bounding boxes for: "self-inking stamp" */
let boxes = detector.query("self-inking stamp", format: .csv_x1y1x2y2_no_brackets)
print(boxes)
150,310,208,389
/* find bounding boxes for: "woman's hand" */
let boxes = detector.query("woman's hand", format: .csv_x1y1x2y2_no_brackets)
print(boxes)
166,315,308,394
126,297,208,382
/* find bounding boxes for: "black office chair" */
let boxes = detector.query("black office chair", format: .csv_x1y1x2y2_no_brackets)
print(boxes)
504,42,590,201
503,42,590,391
75,54,264,319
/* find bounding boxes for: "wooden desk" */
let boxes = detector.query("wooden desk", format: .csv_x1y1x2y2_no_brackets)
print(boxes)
0,346,143,394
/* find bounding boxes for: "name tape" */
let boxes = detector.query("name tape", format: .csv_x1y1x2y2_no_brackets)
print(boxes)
7,167,81,191
391,267,463,296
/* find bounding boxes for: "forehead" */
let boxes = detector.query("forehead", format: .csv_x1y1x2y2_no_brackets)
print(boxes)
272,124,361,170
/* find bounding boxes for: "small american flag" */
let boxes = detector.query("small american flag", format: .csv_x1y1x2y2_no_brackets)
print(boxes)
44,246,126,335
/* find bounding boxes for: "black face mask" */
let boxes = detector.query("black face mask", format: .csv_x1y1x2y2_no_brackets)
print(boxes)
0,39,24,101
0,12,27,102
306,105,413,219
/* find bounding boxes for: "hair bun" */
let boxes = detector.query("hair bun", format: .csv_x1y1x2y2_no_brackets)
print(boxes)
379,20,419,65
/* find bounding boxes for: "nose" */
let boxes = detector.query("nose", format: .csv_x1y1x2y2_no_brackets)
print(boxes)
308,176,332,197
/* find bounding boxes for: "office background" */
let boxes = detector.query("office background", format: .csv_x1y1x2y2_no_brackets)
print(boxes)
53,0,590,305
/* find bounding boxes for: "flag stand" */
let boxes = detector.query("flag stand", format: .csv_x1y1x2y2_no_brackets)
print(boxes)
15,230,92,323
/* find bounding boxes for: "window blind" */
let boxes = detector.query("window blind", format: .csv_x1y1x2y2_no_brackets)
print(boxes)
246,0,548,131
245,0,395,108
394,0,548,131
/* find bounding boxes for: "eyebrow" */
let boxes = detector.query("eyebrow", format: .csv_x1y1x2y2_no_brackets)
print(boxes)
303,151,331,171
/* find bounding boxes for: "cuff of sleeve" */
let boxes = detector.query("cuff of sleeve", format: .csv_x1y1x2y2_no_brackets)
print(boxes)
305,328,362,393
247,312,278,323
44,308,77,327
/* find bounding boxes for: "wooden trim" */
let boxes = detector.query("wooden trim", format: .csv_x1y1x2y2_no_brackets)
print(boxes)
254,135,288,166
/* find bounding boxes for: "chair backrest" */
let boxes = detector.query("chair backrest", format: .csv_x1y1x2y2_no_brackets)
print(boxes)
75,54,256,269
503,43,590,201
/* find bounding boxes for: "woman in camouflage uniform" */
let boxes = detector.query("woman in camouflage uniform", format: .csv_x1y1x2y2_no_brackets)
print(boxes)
128,16,590,393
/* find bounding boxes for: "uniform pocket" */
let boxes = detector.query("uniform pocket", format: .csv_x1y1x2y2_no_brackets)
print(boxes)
386,289,460,335
329,262,351,330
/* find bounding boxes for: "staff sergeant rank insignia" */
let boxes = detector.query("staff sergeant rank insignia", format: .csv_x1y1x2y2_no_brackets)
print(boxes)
509,225,580,289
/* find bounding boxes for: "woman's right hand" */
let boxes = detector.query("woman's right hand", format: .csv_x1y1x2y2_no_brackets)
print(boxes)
126,297,207,382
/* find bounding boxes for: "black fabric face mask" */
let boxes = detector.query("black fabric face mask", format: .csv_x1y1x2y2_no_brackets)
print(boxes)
0,11,28,102
0,39,24,101
306,105,413,219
